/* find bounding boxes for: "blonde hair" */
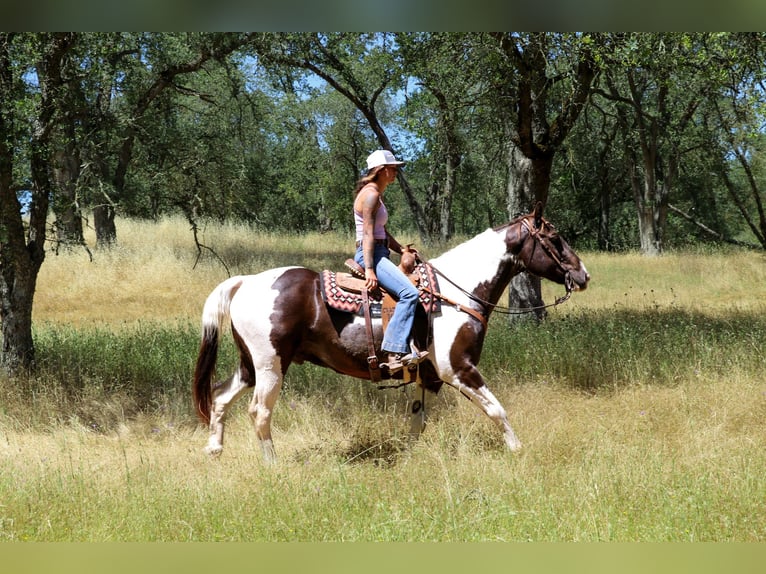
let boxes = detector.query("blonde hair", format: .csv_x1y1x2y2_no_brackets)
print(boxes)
354,165,386,195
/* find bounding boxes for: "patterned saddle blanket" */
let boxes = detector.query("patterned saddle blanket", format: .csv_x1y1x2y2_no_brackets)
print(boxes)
320,262,441,316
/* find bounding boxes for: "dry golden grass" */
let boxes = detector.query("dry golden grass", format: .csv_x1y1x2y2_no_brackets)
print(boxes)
548,249,766,315
3,215,765,542
2,368,763,541
33,217,360,325
35,217,766,327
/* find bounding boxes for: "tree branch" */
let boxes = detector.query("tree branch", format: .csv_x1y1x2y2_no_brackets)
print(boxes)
668,203,762,249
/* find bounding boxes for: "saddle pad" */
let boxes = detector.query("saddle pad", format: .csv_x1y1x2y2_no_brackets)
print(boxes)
320,271,376,315
320,263,441,315
415,262,441,313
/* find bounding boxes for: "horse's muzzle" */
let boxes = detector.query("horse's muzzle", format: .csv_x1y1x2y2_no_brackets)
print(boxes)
565,265,590,292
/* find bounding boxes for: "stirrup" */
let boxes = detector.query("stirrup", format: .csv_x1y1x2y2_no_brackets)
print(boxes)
382,350,429,373
406,350,429,366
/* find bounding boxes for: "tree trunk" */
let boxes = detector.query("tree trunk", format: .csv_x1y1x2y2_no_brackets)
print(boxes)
0,264,37,373
505,142,552,321
630,153,673,258
636,205,662,257
598,177,612,251
0,33,69,375
491,33,596,322
596,121,619,251
93,203,117,246
440,156,456,241
0,48,39,372
52,145,86,250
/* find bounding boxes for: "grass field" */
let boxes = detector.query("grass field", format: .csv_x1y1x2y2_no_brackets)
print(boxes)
1,216,765,541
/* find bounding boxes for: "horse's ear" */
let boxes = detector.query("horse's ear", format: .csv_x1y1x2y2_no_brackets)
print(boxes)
533,201,544,229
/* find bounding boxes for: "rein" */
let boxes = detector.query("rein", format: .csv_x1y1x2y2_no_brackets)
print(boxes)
418,217,573,320
423,261,570,317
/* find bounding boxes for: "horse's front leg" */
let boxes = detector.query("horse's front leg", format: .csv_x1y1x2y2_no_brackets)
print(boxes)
449,366,522,453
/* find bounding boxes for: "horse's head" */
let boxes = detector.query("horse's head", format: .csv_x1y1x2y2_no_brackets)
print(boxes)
510,202,590,293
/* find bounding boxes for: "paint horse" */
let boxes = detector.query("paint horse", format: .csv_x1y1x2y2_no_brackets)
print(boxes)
192,203,590,462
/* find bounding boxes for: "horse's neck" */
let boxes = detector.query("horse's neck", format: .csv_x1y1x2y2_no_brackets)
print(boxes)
430,228,520,305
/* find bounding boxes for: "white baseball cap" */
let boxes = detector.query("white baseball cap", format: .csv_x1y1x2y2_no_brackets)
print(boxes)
366,149,405,171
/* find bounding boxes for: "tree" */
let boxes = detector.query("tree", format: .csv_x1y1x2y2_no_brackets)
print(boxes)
705,33,766,249
39,33,256,248
252,32,434,239
551,100,627,251
0,33,256,376
483,33,598,317
593,33,717,256
0,33,73,374
396,33,479,242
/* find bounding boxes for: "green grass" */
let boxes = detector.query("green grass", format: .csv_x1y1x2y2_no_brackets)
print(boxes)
486,307,766,391
1,218,765,541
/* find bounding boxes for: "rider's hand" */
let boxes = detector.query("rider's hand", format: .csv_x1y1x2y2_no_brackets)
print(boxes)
365,267,378,291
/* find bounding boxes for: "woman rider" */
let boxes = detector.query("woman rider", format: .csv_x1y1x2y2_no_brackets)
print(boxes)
353,149,428,373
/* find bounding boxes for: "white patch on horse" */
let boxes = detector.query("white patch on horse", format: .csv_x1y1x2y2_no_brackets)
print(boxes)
427,228,512,378
430,227,511,298
230,267,298,369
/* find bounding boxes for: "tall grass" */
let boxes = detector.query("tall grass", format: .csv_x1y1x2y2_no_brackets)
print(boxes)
1,215,765,541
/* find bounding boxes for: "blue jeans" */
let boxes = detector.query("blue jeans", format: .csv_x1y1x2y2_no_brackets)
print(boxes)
355,244,419,354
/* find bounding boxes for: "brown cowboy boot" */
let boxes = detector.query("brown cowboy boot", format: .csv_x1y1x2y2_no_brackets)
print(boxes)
382,350,429,373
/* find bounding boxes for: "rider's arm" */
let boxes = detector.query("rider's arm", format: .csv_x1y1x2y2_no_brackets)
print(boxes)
385,230,403,255
361,187,381,270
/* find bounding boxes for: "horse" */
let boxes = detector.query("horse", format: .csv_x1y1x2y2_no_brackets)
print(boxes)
192,203,589,462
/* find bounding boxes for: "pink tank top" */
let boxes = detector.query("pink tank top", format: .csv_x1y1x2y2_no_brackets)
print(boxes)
354,199,388,242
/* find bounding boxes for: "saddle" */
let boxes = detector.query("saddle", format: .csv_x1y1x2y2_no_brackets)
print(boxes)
319,256,441,382
320,258,440,323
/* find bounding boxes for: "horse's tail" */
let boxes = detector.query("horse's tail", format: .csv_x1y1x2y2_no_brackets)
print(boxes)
192,276,244,424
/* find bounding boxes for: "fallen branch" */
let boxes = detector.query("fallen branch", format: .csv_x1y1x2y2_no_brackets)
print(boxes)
668,204,762,250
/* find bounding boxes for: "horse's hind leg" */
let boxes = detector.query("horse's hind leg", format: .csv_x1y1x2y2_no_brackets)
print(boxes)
247,359,284,464
205,366,251,456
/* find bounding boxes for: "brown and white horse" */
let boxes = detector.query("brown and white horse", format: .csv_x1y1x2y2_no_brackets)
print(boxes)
192,203,589,461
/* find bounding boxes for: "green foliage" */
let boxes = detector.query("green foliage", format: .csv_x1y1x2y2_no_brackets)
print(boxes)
483,307,766,392
16,321,218,429
4,33,766,252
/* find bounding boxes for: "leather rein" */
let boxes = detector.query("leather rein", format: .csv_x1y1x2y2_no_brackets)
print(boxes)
418,216,573,324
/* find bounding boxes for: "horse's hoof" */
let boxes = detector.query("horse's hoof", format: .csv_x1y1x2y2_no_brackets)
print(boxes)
504,436,523,453
204,444,223,457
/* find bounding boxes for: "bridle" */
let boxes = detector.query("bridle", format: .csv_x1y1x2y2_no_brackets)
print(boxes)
520,217,576,297
420,216,573,321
